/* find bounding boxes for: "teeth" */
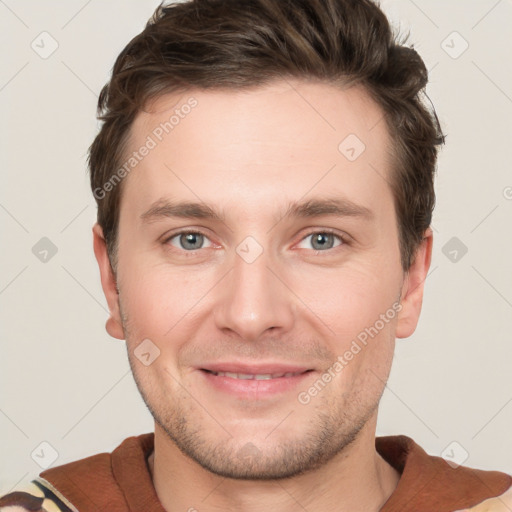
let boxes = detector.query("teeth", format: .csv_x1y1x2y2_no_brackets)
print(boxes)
233,373,255,380
211,371,302,379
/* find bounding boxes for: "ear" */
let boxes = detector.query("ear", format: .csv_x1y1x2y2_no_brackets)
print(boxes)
395,227,433,339
92,223,125,340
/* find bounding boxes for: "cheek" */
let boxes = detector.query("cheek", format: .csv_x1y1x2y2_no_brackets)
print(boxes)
118,264,182,348
291,261,400,388
123,274,168,324
292,260,400,338
118,259,218,366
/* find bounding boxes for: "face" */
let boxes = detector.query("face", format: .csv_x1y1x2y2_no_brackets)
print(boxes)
94,79,432,480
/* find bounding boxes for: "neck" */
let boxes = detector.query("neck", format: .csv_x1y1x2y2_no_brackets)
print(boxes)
147,416,400,512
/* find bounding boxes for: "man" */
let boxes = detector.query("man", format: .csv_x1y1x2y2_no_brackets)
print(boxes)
1,0,510,511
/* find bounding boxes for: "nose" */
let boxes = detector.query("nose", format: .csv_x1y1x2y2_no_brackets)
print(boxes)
213,247,295,342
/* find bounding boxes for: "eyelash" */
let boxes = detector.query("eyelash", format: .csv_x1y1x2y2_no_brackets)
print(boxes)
163,228,348,254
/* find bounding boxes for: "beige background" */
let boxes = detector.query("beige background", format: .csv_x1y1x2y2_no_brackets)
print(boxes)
1,0,511,494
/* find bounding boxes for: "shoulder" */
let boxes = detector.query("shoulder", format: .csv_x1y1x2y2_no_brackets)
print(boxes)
0,478,77,512
1,433,154,512
455,485,512,511
377,435,512,511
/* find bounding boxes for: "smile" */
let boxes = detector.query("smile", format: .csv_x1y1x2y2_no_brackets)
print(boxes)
199,368,315,399
204,370,307,380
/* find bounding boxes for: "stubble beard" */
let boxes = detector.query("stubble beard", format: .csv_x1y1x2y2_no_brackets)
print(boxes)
119,301,385,481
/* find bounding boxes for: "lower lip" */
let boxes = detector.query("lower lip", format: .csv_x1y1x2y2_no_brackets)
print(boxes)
199,370,314,399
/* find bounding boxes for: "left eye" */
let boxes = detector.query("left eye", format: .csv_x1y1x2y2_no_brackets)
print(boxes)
167,231,213,251
297,232,344,251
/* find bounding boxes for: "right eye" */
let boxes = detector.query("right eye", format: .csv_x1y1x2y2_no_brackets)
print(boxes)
164,230,214,251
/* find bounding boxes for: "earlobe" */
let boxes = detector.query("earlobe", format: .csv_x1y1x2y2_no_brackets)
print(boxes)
92,223,125,340
395,228,433,339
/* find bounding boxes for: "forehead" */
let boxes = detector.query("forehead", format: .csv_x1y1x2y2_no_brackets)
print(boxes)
121,79,394,222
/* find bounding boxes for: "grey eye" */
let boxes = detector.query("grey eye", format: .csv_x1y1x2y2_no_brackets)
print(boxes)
297,232,343,251
168,232,212,251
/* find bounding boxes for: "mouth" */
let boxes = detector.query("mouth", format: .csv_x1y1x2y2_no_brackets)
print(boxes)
202,369,310,380
198,365,315,398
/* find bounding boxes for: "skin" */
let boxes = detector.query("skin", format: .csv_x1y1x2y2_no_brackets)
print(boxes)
93,78,433,512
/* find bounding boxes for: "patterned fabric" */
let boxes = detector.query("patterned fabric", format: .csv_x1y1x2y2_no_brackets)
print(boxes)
0,478,77,512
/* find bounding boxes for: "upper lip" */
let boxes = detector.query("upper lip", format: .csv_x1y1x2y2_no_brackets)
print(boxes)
199,362,312,374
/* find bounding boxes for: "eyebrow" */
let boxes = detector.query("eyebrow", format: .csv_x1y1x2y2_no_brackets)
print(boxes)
140,197,374,224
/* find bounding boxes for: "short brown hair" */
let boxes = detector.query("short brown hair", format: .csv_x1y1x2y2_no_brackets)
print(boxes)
88,0,445,272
